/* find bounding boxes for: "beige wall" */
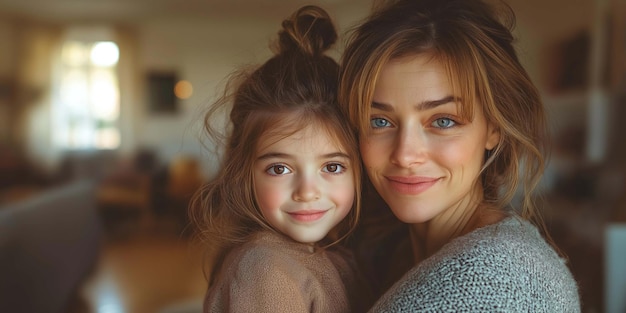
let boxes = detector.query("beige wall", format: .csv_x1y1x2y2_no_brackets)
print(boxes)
0,0,617,177
130,3,371,177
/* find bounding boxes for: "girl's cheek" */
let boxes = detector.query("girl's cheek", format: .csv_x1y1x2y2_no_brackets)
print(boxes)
330,176,355,209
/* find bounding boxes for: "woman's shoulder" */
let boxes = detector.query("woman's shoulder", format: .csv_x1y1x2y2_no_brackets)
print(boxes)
432,216,574,284
370,216,581,312
444,215,556,260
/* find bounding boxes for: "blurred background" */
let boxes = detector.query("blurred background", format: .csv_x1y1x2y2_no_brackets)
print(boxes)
0,0,624,312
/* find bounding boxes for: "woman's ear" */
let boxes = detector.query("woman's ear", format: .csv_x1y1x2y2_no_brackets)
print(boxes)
485,123,500,150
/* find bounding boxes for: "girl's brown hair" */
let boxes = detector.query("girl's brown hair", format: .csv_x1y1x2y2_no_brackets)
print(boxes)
340,0,548,229
190,5,361,283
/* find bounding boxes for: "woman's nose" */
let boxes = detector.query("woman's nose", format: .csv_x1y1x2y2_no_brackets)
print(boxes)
292,175,321,202
390,128,428,168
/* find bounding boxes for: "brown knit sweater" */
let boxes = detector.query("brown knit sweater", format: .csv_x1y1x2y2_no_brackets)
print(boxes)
205,231,369,313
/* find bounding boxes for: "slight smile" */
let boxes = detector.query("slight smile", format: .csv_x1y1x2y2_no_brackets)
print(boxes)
385,176,440,195
287,210,328,222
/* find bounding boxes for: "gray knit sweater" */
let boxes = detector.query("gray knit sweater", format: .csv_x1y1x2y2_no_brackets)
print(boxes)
369,216,581,312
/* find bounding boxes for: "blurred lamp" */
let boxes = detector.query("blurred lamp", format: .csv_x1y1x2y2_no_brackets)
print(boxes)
90,42,119,67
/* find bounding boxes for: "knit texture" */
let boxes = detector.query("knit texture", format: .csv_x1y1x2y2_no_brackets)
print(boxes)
369,216,581,312
205,231,368,313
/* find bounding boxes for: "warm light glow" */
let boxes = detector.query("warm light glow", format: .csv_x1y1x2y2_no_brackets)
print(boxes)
56,39,121,150
69,120,95,149
91,70,120,120
96,128,121,149
91,42,120,67
62,41,89,66
60,69,88,111
174,80,193,99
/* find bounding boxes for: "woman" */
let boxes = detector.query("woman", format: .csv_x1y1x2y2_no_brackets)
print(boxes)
339,0,581,311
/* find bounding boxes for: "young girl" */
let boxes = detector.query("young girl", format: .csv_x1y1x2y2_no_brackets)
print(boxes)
190,5,368,313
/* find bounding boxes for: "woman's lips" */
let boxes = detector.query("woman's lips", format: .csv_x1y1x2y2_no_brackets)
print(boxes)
385,176,439,195
288,210,328,222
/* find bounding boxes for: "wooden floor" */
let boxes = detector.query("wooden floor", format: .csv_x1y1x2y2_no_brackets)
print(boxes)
74,220,208,313
71,196,606,313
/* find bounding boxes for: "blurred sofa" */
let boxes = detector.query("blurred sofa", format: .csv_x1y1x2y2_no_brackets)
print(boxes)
0,179,103,313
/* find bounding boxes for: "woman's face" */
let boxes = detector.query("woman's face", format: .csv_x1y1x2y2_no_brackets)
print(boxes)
361,54,499,224
253,124,355,243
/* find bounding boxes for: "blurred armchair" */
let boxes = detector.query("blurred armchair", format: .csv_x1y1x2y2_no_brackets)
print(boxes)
95,149,158,235
153,155,204,234
0,180,102,313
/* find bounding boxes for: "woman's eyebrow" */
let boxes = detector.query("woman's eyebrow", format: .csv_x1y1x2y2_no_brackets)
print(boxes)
372,95,457,111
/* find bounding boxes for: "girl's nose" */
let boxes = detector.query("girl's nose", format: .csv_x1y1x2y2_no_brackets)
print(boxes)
390,127,428,168
292,175,321,202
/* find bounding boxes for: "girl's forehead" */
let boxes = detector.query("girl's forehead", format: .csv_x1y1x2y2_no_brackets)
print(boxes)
256,121,347,153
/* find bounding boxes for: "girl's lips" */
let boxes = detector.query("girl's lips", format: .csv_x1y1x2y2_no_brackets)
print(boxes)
287,210,328,222
385,176,439,195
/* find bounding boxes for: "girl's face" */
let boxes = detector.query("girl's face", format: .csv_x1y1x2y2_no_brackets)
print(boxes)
253,123,355,243
361,54,499,224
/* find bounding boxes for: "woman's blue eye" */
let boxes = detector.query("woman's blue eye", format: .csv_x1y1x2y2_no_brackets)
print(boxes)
267,165,291,176
370,117,391,128
432,118,456,128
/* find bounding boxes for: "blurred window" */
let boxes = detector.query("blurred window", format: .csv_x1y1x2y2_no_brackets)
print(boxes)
54,40,120,150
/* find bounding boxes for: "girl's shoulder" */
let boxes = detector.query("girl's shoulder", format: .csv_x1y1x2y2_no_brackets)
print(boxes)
209,231,317,294
207,231,358,313
219,231,348,278
223,231,310,271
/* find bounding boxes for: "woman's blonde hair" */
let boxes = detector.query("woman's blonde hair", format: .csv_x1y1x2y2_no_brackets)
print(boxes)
190,5,361,283
340,0,548,227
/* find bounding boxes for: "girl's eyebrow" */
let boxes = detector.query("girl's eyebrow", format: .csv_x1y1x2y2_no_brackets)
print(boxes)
256,152,290,160
372,95,458,111
323,152,351,159
256,152,350,160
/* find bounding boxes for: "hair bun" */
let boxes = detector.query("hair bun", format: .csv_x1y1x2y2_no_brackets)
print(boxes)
277,5,337,56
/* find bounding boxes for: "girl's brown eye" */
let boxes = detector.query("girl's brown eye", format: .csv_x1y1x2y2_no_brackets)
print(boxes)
323,163,345,174
274,166,285,174
267,165,291,175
